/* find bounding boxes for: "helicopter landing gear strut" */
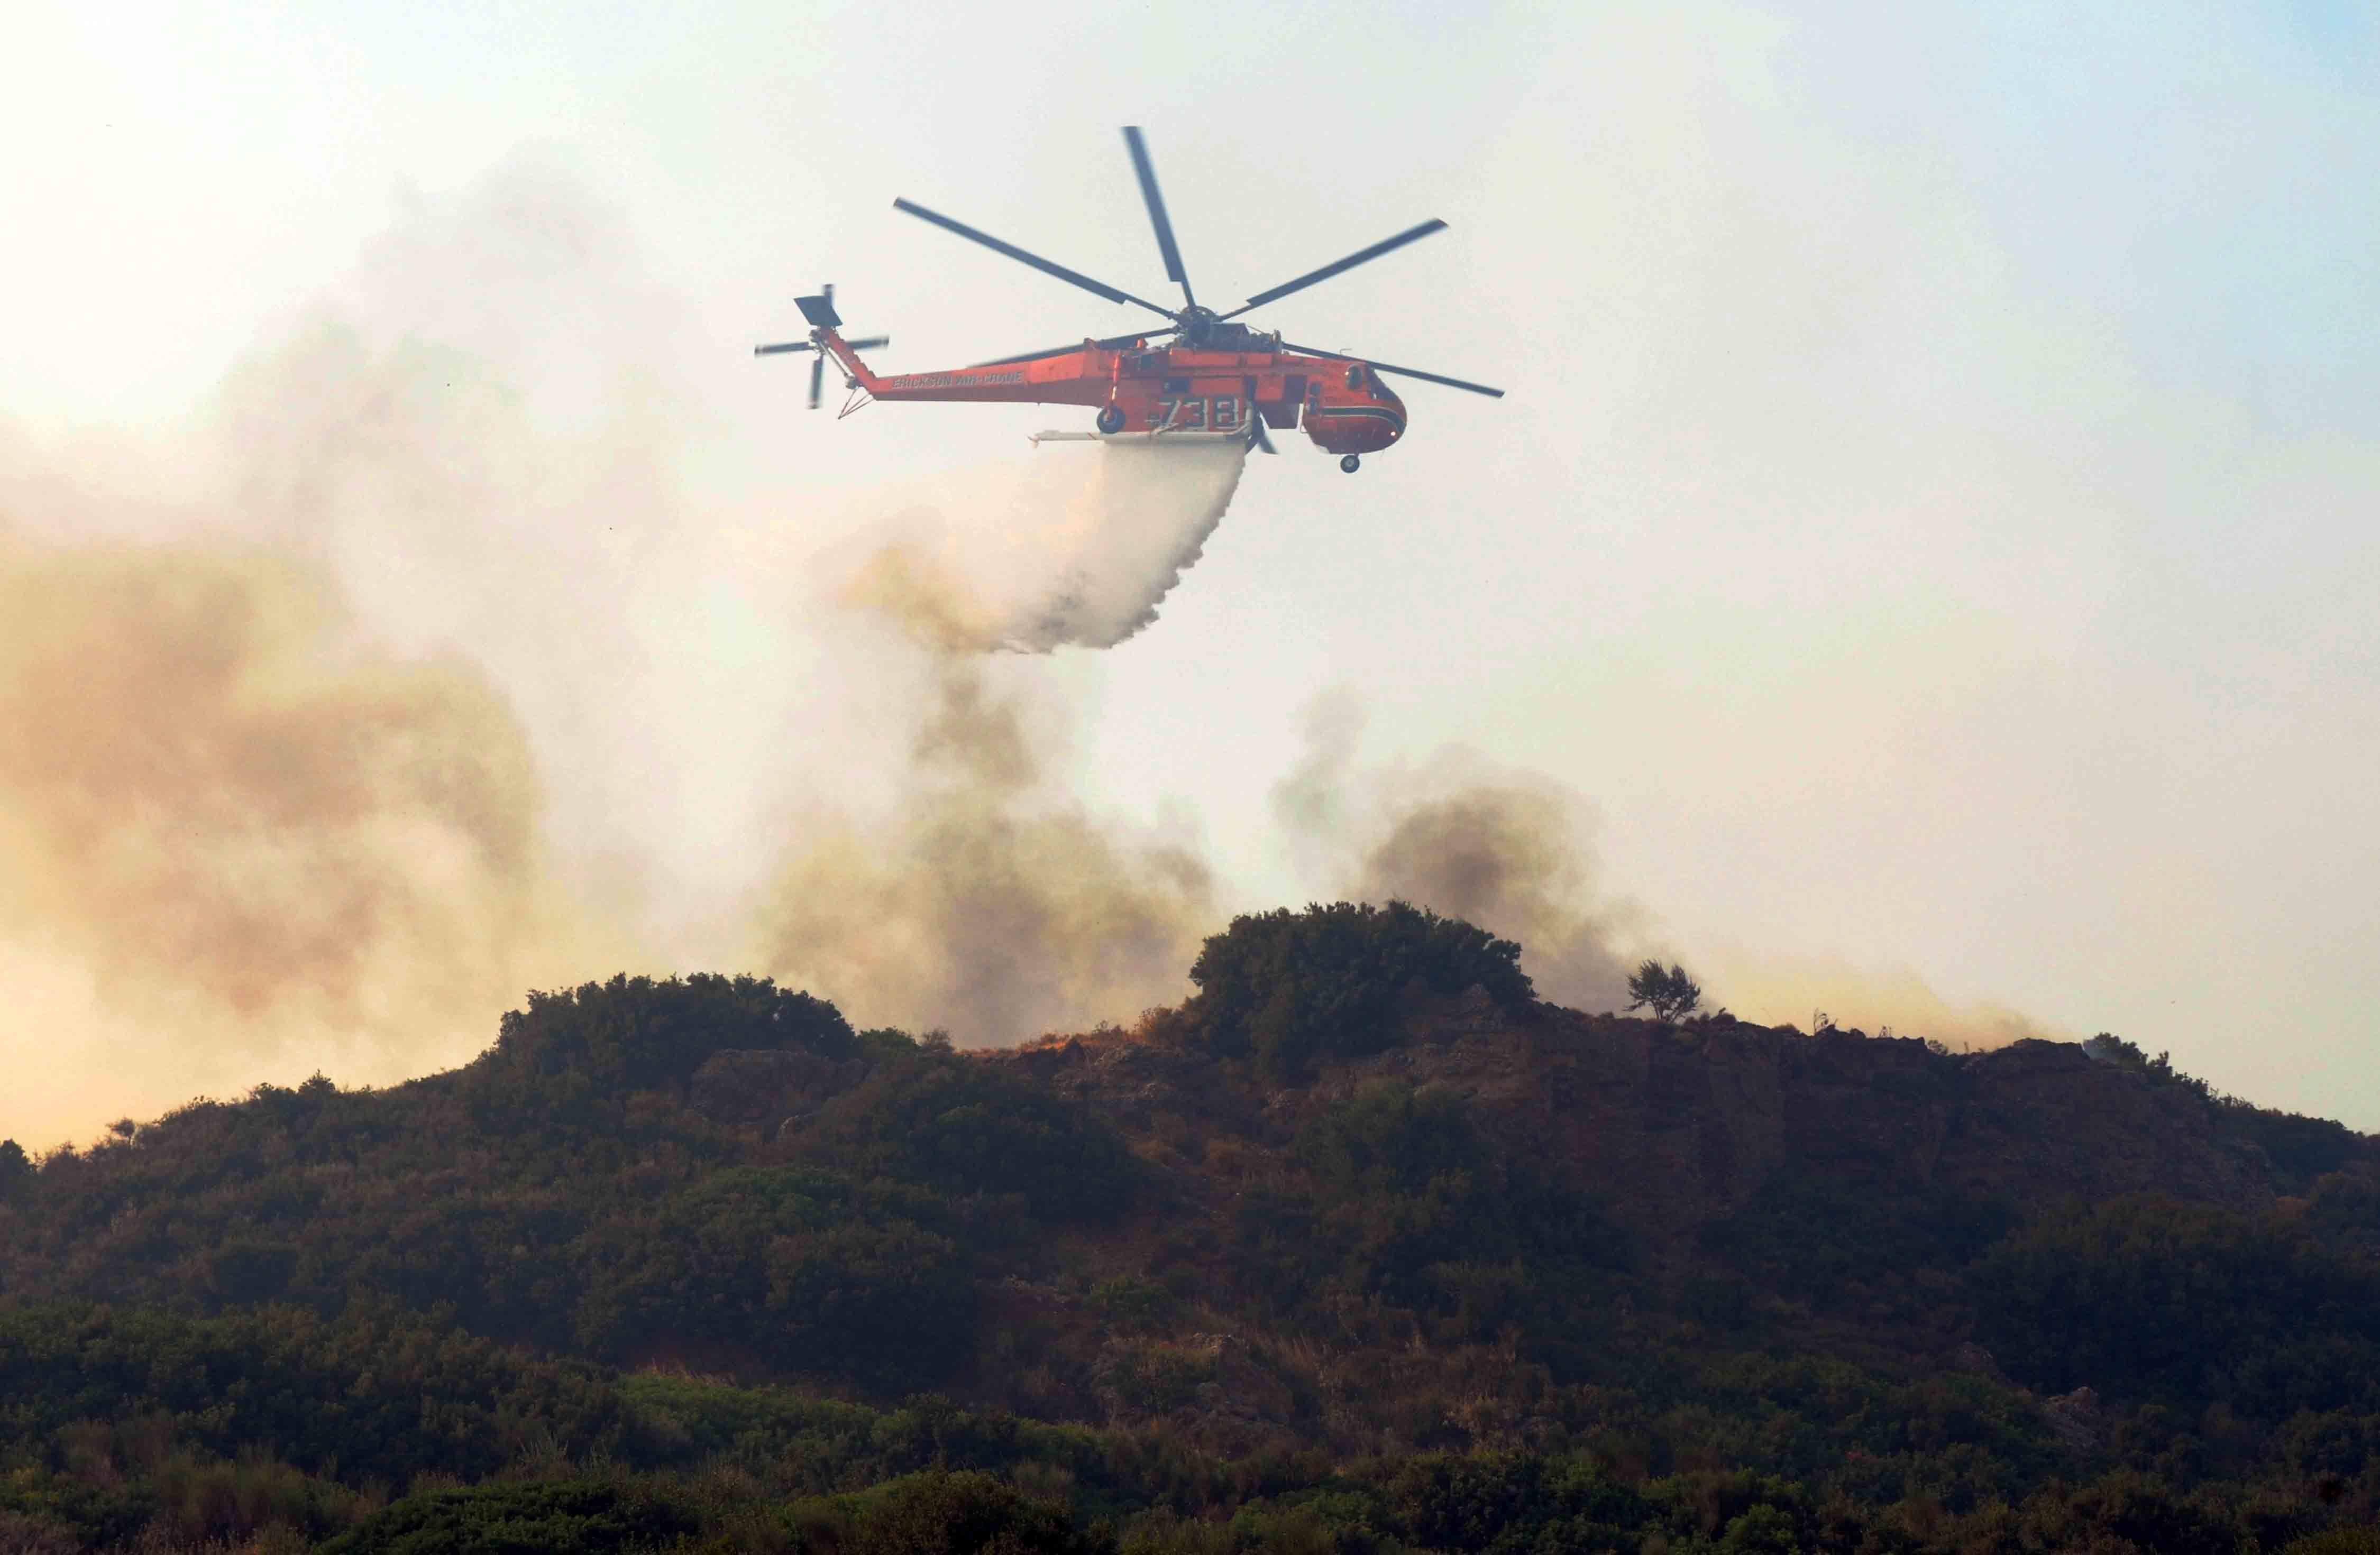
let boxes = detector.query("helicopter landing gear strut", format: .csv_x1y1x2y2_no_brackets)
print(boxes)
1339,454,1361,474
1095,404,1128,435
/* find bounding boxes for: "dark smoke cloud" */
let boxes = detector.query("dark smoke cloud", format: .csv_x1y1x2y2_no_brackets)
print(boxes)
1353,785,1638,1013
1273,691,1639,1011
758,653,1213,1043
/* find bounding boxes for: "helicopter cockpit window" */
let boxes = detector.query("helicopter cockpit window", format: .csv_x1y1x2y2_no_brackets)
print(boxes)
1345,363,1368,391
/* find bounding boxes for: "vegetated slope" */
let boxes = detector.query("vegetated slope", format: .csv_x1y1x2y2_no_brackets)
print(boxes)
4,901,2379,1554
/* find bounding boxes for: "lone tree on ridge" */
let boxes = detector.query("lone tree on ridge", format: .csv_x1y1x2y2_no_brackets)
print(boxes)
1626,960,1703,1023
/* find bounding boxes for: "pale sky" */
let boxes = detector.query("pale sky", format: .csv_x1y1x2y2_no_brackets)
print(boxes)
4,2,2376,1136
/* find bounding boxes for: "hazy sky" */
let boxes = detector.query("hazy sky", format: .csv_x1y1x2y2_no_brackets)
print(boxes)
5,2,2376,1133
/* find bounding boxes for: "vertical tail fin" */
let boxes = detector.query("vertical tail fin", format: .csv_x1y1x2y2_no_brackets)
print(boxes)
755,286,887,408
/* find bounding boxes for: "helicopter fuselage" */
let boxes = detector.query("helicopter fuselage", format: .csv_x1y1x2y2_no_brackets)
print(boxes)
818,330,1407,458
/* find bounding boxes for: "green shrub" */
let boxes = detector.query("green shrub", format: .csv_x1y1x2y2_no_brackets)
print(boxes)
1109,1343,1218,1414
1700,1167,2015,1302
800,1053,1141,1223
571,1167,979,1388
0,1302,635,1486
482,972,856,1096
791,1468,1112,1555
2016,1470,2244,1555
1093,1275,1178,1329
1186,902,1532,1081
1302,1084,1619,1274
1380,1451,1651,1553
2231,1107,2363,1190
1971,1195,2380,1414
320,1478,702,1555
2286,1528,2380,1555
1266,1083,1627,1354
206,1239,299,1304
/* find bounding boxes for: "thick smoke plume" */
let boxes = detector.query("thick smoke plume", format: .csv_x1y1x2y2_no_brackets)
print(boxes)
755,437,1254,1039
757,653,1214,1043
0,520,602,1140
0,159,685,1141
747,427,1260,1040
0,538,565,1025
1273,691,1640,1011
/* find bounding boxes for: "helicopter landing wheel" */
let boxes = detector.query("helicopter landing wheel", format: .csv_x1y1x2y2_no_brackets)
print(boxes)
1339,454,1361,474
1095,404,1128,435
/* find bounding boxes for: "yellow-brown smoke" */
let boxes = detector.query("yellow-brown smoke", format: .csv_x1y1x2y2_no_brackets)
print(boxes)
1688,939,2054,1048
1271,691,2038,1044
757,654,1213,1043
0,526,598,1135
746,437,1259,1041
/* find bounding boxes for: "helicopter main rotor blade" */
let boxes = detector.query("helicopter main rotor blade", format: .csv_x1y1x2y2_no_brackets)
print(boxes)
808,353,825,409
973,327,1178,367
754,341,811,355
1122,126,1194,308
843,336,890,351
1279,341,1505,398
1220,219,1449,319
892,197,1176,319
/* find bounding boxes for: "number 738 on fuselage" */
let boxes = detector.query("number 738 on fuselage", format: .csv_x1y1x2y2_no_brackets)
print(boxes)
756,126,1503,475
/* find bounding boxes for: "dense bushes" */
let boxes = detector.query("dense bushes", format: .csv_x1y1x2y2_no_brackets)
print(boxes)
1297,1082,1623,1290
1971,1194,2380,1414
1186,901,1533,1080
5,1300,2380,1552
2086,1033,2365,1192
0,976,1143,1397
793,1469,1113,1555
569,1167,979,1386
321,1479,703,1555
797,1051,1142,1223
1370,1452,1653,1553
333,1469,1113,1555
12,935,2380,1549
482,972,858,1096
0,1303,636,1486
1235,1082,1627,1356
1701,1166,2016,1303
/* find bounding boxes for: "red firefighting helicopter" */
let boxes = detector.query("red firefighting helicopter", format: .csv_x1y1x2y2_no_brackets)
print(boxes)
755,127,1502,473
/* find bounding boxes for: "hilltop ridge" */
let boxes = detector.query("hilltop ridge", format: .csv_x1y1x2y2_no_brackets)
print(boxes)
3,905,2378,1552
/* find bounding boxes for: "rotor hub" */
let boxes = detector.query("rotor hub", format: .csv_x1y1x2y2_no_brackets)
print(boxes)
1176,306,1222,347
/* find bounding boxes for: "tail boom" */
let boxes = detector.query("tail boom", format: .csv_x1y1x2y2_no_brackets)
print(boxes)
824,333,1116,407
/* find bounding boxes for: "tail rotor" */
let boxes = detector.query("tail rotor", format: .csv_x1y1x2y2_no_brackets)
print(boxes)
754,284,888,409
